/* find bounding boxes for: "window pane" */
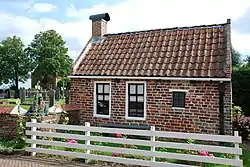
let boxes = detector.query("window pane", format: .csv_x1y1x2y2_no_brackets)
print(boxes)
97,101,105,108
97,101,109,115
137,102,144,110
98,95,103,100
129,85,136,94
104,95,109,101
129,109,137,117
130,102,137,110
130,96,136,102
172,92,185,108
98,84,103,93
137,109,144,117
137,85,144,94
104,84,110,93
138,96,144,102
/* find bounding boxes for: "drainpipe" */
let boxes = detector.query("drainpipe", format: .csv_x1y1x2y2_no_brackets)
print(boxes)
218,82,225,135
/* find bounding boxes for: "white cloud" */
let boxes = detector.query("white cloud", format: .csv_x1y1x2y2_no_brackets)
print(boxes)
1,0,250,63
232,30,250,56
32,3,56,13
66,0,250,56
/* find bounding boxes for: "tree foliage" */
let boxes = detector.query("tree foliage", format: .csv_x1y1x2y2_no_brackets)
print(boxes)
232,48,241,67
0,36,33,97
232,66,250,116
25,30,72,88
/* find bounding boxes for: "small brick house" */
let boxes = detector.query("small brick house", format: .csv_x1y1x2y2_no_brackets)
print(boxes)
69,13,232,135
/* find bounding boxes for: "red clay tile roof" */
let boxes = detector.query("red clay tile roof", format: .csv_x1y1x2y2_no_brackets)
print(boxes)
74,23,229,78
0,106,14,114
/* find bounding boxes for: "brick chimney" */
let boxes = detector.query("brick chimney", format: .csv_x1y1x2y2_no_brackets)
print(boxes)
89,13,110,37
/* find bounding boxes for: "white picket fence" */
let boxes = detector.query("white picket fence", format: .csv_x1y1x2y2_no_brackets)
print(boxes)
25,119,243,167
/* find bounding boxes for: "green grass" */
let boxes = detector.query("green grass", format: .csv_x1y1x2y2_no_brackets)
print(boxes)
241,145,250,167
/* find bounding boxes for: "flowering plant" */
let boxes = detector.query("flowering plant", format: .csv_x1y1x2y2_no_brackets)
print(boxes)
111,134,137,157
65,139,78,152
67,139,77,144
116,133,123,138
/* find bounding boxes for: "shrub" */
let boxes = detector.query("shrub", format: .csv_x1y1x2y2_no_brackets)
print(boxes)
232,106,250,140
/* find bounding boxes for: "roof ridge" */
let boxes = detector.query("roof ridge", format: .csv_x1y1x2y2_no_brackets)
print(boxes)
105,22,227,36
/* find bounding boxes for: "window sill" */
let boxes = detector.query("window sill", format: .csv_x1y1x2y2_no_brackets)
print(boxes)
93,114,110,118
172,107,185,110
125,116,146,121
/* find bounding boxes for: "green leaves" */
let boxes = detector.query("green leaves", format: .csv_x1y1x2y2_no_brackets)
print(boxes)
232,48,241,67
0,36,33,96
26,30,72,88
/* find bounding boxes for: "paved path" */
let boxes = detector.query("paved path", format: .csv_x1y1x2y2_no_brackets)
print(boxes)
0,155,93,167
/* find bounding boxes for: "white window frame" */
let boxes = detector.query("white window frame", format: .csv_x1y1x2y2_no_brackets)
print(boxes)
169,89,188,109
125,81,147,120
93,81,111,118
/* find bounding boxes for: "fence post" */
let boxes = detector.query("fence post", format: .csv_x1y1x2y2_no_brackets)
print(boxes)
31,119,37,156
150,126,155,163
85,122,90,163
234,131,240,163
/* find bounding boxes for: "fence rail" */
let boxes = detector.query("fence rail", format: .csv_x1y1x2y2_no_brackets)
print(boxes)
26,119,243,167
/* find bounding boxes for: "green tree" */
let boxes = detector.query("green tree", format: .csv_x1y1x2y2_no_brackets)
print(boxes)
25,30,72,88
232,48,241,67
0,36,33,97
232,66,250,116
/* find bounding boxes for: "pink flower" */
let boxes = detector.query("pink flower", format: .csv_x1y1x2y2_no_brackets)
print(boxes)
208,154,214,157
200,151,208,156
116,134,123,138
67,139,77,144
112,152,119,157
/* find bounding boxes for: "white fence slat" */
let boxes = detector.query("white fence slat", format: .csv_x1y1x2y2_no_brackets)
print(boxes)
26,122,152,136
153,131,242,143
26,130,84,140
25,147,196,167
31,119,37,156
27,139,242,166
87,135,241,155
88,126,151,136
26,130,242,155
26,122,87,132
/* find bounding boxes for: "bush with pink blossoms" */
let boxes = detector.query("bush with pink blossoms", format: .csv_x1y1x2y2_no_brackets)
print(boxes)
65,139,78,152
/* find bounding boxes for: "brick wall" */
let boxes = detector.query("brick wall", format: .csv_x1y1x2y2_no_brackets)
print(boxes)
92,20,107,37
70,78,232,134
0,114,19,137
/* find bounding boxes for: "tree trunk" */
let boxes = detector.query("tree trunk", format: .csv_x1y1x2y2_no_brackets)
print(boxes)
14,71,19,98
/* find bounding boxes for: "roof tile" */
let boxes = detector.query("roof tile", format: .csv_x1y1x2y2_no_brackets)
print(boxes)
75,23,229,77
0,106,14,114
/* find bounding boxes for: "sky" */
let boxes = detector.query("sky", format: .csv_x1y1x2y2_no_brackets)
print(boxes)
0,0,250,88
